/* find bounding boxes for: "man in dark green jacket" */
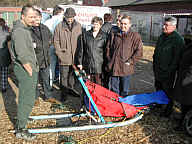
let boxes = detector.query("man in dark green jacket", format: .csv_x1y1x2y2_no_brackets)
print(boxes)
153,16,185,117
11,5,38,140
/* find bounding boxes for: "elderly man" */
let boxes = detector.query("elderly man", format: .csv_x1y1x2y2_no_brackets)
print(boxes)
153,17,185,117
11,4,37,140
106,14,143,97
54,7,82,101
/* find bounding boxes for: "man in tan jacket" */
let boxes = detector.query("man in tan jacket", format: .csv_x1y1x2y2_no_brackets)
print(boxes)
54,7,82,101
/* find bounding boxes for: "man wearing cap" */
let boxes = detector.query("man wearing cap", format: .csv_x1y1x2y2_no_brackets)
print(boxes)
54,7,82,101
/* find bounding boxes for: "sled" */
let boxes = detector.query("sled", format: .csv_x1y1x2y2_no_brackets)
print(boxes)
23,66,169,134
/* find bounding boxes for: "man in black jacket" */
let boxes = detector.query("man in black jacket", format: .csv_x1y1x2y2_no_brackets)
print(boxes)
32,8,60,104
153,17,185,117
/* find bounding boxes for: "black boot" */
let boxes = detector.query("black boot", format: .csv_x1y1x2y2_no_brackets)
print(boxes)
160,102,173,117
174,118,184,132
60,87,70,102
174,125,184,132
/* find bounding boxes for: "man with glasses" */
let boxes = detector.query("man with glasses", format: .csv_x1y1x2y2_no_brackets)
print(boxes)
153,17,185,117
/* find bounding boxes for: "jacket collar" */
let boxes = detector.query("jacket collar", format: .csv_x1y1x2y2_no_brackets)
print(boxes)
87,29,104,38
62,18,78,30
116,29,131,37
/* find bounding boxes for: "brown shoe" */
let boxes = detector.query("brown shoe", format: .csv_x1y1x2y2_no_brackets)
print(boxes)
45,98,61,104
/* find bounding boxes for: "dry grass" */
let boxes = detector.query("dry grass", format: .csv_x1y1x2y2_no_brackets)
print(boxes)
0,46,192,144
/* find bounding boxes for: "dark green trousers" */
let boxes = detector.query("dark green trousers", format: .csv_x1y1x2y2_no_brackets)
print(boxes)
14,64,38,129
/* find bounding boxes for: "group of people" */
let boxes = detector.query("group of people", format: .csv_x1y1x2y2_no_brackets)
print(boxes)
7,4,143,140
0,3,191,141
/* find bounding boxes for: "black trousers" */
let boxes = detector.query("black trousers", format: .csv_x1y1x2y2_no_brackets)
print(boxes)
154,76,176,115
36,67,52,100
154,78,175,99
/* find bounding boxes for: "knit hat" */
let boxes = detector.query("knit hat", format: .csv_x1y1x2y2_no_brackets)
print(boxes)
64,7,76,18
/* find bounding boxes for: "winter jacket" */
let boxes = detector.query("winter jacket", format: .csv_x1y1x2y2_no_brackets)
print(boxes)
54,19,82,65
153,31,185,81
0,26,11,67
76,29,107,74
31,24,52,68
174,43,192,105
106,30,143,76
11,20,39,72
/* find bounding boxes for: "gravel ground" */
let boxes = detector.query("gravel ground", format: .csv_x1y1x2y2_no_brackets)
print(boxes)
0,45,192,144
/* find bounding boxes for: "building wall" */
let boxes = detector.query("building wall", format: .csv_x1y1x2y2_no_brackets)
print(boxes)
83,0,102,6
111,2,192,13
121,11,164,43
119,10,192,43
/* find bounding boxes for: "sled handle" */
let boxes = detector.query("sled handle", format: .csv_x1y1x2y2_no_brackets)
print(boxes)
73,65,106,123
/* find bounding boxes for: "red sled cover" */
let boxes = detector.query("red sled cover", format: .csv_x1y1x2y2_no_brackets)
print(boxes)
84,80,138,118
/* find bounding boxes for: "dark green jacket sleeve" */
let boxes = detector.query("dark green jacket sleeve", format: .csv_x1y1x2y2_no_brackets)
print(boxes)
12,28,34,65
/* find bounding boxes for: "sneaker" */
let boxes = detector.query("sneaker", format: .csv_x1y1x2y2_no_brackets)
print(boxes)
15,129,36,141
45,98,61,104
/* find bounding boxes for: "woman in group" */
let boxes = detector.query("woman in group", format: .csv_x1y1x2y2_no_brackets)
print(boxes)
76,16,108,85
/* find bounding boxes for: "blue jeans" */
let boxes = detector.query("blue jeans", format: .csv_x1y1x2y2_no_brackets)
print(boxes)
110,75,130,97
50,45,57,82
